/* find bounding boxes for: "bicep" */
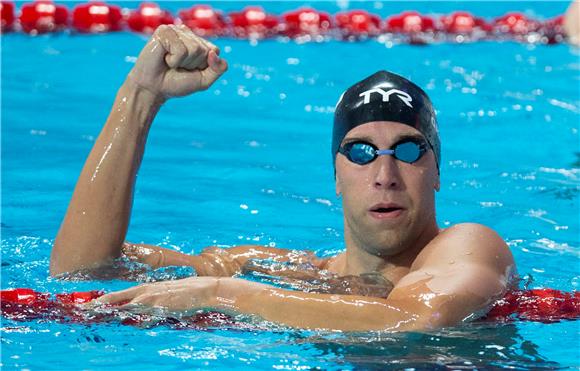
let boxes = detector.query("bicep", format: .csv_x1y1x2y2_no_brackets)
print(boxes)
388,263,509,327
387,224,516,327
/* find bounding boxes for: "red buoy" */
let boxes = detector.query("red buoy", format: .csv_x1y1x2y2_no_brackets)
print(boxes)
486,288,580,322
127,2,173,33
72,1,123,33
493,12,539,35
229,6,279,39
178,5,226,37
541,15,565,44
0,288,48,305
335,10,381,38
281,8,332,38
386,11,436,33
0,1,15,33
55,290,103,305
441,11,476,34
19,0,68,35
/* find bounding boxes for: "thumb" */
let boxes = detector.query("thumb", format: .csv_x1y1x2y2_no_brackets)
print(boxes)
199,50,228,90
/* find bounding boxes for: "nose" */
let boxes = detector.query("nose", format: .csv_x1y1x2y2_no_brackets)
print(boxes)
372,155,402,190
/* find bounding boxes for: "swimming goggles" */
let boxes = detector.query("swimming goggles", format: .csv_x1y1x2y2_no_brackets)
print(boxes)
338,139,428,165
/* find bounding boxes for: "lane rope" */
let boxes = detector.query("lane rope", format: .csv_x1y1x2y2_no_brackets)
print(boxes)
1,287,578,329
0,1,567,44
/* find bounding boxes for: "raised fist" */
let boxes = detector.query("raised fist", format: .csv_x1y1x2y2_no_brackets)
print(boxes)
127,24,228,101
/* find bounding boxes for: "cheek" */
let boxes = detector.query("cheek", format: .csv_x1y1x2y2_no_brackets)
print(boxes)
407,169,436,198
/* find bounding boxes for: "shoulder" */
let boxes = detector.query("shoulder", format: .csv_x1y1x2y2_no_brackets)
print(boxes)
390,223,516,327
412,223,515,275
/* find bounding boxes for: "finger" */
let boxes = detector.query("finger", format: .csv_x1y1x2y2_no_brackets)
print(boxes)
95,287,143,305
156,25,188,69
177,25,220,66
173,26,209,71
199,50,228,89
196,34,220,55
177,24,217,51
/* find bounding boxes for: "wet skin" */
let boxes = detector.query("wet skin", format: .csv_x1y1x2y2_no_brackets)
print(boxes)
51,25,516,331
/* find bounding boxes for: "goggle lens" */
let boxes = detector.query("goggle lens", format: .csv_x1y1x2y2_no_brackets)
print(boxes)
340,140,427,165
394,141,422,163
348,143,376,164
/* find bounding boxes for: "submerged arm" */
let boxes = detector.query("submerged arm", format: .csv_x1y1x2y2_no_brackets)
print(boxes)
122,242,327,276
98,224,515,331
50,25,227,276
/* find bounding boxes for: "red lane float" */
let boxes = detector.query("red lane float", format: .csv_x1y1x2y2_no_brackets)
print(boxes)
0,2,569,44
72,1,122,33
127,2,173,34
493,12,540,35
229,6,279,39
0,288,243,329
19,0,68,35
386,11,436,34
178,5,226,37
485,289,580,322
541,15,566,44
281,8,332,38
335,10,381,38
2,288,579,328
0,0,15,33
441,11,491,35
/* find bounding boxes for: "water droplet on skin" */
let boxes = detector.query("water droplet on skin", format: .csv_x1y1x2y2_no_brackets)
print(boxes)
449,260,455,264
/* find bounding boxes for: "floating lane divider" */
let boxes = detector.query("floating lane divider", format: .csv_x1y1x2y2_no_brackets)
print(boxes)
1,288,578,329
0,1,567,44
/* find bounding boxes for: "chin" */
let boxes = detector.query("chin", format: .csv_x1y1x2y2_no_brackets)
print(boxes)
361,231,409,257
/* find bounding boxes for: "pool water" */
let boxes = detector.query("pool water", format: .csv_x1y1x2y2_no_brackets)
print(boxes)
2,1,579,369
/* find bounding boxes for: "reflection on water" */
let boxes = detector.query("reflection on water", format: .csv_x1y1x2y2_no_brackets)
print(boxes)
292,324,558,369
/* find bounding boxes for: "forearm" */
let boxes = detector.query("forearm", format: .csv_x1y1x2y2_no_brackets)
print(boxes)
51,81,163,276
195,245,325,276
213,278,418,331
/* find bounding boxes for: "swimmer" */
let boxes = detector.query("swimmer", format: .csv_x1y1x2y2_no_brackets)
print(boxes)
50,25,515,331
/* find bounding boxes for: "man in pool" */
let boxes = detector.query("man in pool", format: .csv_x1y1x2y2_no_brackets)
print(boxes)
50,25,515,331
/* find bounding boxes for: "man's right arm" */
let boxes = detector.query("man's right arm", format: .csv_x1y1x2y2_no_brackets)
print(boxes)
50,25,228,277
121,243,328,277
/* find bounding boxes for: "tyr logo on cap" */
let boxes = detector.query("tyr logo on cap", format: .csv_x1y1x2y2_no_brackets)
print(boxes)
359,88,413,108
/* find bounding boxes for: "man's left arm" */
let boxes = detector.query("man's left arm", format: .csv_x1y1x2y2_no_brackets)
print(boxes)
96,223,515,331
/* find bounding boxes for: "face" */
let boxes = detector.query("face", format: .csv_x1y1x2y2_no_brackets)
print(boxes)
335,121,440,258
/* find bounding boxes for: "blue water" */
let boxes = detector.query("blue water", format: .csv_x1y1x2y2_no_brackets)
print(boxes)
2,1,580,369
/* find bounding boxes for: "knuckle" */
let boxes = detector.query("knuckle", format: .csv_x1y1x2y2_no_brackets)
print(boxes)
189,42,200,54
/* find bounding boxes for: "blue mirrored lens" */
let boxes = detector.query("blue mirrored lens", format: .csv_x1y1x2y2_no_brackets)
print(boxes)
348,143,376,164
394,141,421,163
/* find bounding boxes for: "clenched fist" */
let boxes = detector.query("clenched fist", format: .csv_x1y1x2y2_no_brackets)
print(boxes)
127,24,228,101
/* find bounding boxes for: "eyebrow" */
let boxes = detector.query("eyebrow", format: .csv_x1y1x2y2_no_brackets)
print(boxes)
342,133,425,146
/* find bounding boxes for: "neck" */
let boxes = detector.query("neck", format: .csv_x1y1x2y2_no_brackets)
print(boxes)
336,220,439,277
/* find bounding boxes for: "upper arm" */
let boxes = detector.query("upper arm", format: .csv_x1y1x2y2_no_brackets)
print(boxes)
387,223,515,328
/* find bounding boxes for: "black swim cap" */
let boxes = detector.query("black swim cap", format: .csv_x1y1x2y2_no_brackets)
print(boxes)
332,70,440,169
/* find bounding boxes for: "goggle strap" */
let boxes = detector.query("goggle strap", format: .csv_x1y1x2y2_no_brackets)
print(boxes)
376,149,395,156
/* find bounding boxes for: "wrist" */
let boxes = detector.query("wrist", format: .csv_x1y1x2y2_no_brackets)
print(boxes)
122,77,166,108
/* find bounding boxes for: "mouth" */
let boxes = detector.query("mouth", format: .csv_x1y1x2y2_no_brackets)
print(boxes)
369,203,405,219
